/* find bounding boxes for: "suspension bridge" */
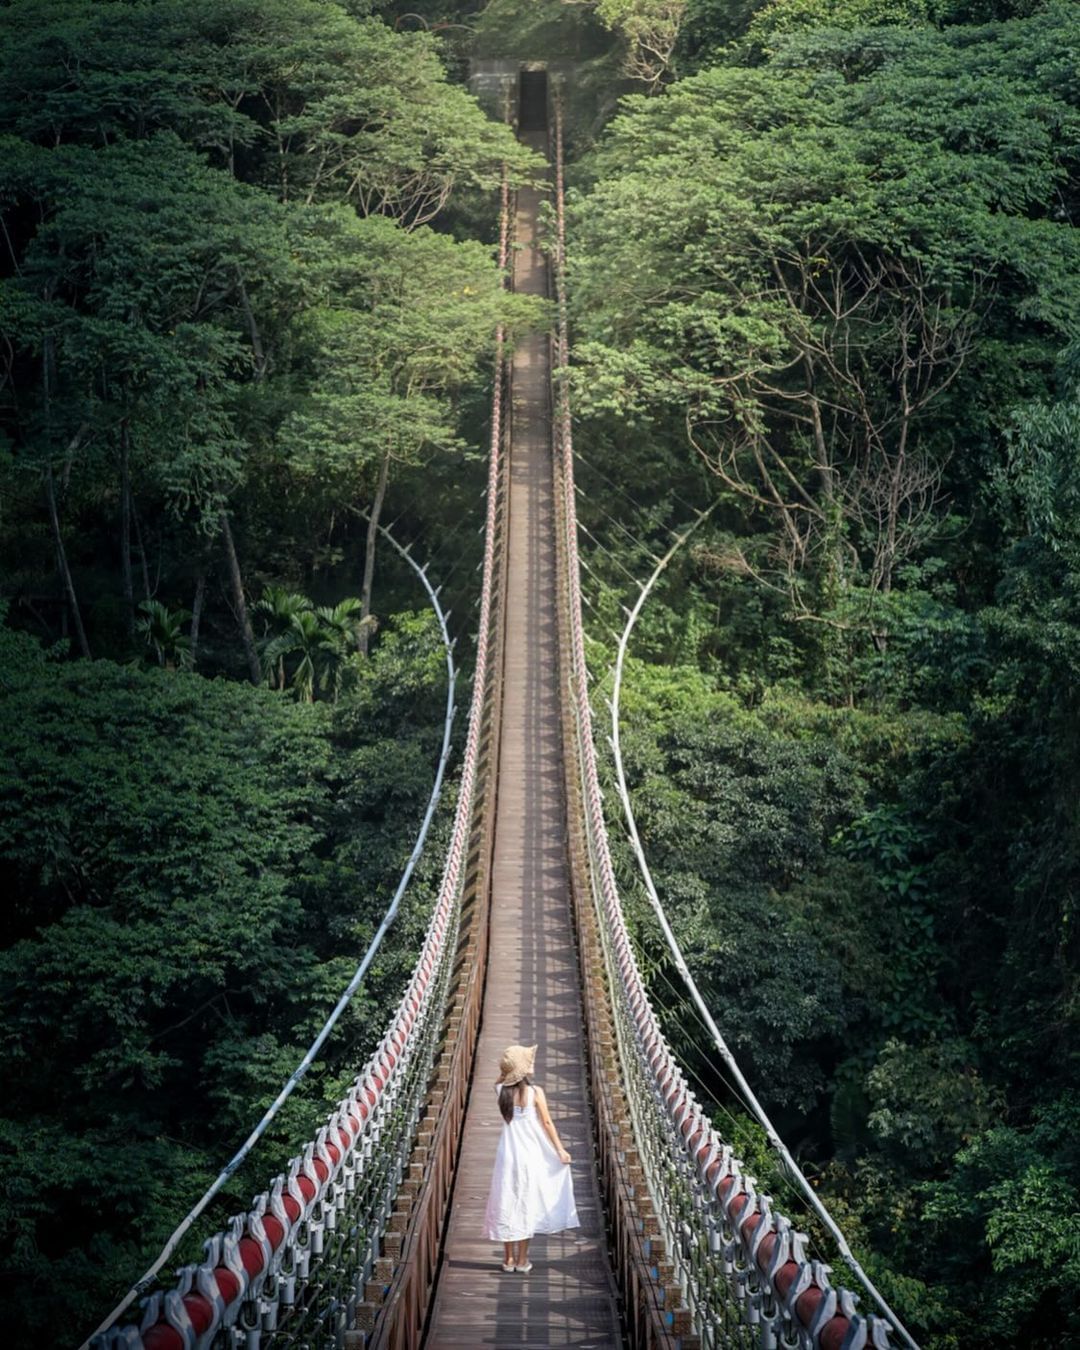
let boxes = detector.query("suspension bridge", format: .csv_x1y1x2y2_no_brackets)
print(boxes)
87,71,910,1350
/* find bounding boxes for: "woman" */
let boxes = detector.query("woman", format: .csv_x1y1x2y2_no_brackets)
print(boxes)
482,1043,579,1271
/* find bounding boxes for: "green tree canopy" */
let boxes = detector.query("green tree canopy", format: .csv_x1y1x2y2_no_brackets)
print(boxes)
569,8,1080,635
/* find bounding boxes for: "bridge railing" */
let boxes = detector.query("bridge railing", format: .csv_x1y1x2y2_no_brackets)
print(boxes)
549,89,899,1350
87,564,462,1350
360,148,515,1350
88,151,516,1350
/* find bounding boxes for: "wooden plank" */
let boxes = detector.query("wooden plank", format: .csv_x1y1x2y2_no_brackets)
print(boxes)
423,132,624,1350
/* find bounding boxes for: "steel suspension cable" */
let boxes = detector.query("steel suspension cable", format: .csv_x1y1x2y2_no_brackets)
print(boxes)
631,951,840,1264
87,132,516,1350
551,86,918,1350
575,448,707,527
607,516,922,1350
81,523,458,1349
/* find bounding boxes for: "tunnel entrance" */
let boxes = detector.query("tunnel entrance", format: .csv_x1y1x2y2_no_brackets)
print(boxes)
518,68,548,131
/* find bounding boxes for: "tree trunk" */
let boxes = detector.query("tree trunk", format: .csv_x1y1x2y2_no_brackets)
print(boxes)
809,396,835,505
237,272,268,381
882,418,910,600
41,328,90,660
120,420,135,636
360,452,390,657
132,503,152,601
190,568,207,668
205,278,265,682
44,463,91,660
220,510,261,684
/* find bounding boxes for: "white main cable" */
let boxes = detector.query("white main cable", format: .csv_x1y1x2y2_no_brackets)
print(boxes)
80,524,457,1349
606,517,922,1350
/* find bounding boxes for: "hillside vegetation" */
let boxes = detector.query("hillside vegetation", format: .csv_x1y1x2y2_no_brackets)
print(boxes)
0,1,538,1341
0,0,1077,1345
568,0,1080,1343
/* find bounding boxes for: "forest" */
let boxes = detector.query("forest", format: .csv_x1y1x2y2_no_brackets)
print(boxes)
0,0,1077,1346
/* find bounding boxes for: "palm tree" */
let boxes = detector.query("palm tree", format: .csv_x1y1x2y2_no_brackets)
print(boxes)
260,609,323,703
136,600,192,671
254,587,312,690
315,598,378,701
255,587,374,702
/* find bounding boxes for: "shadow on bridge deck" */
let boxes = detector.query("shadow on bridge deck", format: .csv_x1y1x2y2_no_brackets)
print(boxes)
422,121,624,1350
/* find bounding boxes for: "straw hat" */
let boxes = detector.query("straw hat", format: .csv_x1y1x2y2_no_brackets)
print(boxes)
497,1044,537,1087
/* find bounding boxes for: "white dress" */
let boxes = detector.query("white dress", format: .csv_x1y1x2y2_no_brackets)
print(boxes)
483,1084,580,1242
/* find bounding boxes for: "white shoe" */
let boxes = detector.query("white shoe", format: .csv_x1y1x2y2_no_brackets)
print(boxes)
516,1262,533,1273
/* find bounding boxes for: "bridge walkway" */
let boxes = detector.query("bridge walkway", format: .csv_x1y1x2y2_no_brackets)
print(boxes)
422,129,623,1350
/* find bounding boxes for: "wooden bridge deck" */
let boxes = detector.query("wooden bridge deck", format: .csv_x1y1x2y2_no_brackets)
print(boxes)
423,132,623,1350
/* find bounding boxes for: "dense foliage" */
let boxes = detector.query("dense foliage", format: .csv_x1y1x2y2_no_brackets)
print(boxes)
0,1,537,1343
2,0,1078,1345
569,1,1080,1343
0,0,538,675
0,609,450,1341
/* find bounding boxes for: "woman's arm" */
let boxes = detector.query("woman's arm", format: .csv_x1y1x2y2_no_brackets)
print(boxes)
534,1087,571,1164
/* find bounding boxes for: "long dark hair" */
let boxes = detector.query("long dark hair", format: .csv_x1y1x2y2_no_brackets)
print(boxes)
498,1074,532,1124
